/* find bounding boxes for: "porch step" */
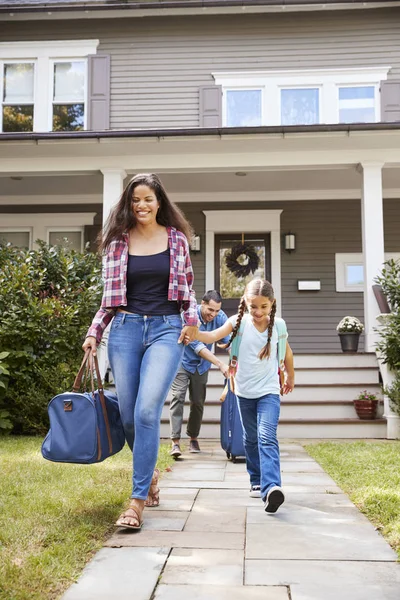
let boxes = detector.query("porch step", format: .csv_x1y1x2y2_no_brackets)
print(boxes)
161,399,384,422
160,418,387,440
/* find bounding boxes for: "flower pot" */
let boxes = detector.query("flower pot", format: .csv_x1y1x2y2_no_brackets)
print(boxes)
353,399,378,420
338,332,360,353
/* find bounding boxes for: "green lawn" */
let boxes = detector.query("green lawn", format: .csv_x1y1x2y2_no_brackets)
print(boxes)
305,441,400,559
0,437,175,600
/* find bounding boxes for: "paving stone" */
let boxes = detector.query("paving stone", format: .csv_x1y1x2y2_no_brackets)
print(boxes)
246,501,371,526
194,488,263,507
246,520,397,560
181,462,226,469
280,461,325,472
154,584,289,599
142,511,189,531
160,548,243,586
105,530,244,550
153,488,198,512
184,504,246,533
281,472,337,486
163,469,225,481
61,547,168,600
245,559,400,586
290,583,400,600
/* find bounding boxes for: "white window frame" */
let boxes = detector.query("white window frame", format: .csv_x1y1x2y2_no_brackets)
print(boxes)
47,226,85,252
213,67,391,127
0,40,98,133
0,60,36,133
224,86,265,127
335,252,400,292
0,227,32,249
49,58,88,132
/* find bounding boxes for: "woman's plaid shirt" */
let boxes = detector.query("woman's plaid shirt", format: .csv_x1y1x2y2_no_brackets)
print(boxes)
86,227,198,344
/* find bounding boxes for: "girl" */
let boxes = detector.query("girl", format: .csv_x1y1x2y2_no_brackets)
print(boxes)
83,173,198,530
190,279,294,513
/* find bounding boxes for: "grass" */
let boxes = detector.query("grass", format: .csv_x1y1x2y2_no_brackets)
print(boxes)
0,437,175,600
304,441,400,559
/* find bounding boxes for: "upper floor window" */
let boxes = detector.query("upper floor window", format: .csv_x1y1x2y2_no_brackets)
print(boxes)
214,67,390,127
0,40,98,133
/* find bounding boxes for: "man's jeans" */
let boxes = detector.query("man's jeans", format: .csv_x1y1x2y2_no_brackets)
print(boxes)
169,368,209,439
236,393,281,500
108,312,184,500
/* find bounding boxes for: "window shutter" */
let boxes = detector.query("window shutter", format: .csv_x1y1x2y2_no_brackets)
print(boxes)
380,80,400,122
87,54,110,130
199,85,222,127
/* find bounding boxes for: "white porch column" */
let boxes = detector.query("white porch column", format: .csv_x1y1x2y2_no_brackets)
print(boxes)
361,162,385,352
101,168,127,226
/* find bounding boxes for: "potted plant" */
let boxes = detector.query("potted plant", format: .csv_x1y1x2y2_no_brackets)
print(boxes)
353,390,378,420
336,316,364,352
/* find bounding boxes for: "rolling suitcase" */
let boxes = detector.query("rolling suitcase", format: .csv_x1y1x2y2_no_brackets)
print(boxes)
220,380,245,463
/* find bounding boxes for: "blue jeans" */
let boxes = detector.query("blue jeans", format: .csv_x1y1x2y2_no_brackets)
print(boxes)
108,312,184,500
236,393,281,500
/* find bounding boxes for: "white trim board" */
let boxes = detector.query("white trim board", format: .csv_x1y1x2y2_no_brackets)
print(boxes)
203,209,282,315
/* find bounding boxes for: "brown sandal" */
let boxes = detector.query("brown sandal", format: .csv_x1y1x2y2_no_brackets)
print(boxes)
144,468,160,507
115,501,144,530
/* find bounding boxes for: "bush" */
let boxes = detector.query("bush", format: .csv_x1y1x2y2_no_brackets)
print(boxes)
384,375,400,417
375,259,400,372
0,242,102,434
0,351,12,432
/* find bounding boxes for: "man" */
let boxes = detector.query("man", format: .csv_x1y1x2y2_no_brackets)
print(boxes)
169,290,230,457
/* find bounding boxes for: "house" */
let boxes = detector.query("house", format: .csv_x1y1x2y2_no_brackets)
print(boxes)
1,0,400,438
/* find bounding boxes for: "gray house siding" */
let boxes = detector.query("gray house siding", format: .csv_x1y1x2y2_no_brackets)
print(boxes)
2,8,400,129
179,198,400,353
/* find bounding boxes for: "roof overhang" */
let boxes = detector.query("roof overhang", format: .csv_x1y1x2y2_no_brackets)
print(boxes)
1,0,399,21
1,124,400,175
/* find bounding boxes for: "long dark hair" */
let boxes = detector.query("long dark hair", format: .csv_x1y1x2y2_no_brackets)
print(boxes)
99,173,193,252
224,279,277,360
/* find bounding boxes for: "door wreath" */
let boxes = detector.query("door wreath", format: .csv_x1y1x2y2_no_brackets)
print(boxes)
225,241,260,278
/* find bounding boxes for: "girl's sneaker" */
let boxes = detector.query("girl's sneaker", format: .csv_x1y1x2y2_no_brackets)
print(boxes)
249,485,261,498
264,486,285,513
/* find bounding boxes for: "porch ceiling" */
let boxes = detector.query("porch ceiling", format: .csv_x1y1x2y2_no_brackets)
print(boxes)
1,166,400,204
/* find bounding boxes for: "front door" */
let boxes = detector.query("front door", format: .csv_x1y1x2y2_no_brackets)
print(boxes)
215,233,271,317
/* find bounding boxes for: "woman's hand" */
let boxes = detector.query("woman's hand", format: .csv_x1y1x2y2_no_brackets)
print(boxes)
178,325,199,345
82,336,97,356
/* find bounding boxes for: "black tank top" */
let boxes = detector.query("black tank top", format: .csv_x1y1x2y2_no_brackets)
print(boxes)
124,248,180,315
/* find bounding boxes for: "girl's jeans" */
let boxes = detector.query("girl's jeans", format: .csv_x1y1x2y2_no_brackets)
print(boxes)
236,393,281,501
108,312,184,500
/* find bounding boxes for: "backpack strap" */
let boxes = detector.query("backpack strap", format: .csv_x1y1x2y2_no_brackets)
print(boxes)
220,314,248,402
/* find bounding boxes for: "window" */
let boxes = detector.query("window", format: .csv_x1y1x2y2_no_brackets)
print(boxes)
281,88,319,125
336,253,400,292
338,86,375,123
0,229,31,248
48,228,83,251
52,61,85,131
226,89,262,126
213,67,390,127
0,40,98,132
2,62,35,132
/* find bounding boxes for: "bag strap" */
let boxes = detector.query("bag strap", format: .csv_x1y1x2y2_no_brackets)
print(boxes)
72,351,113,455
220,315,247,402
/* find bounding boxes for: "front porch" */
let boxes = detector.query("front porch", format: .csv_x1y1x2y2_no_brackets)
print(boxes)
1,124,400,437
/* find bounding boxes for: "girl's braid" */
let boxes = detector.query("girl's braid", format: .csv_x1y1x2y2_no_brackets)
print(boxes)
259,299,276,360
221,295,246,350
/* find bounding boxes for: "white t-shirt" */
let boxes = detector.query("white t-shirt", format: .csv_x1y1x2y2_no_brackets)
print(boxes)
228,314,283,399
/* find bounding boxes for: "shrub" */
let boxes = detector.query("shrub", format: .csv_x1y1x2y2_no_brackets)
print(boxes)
0,242,102,434
375,259,400,372
0,351,12,432
383,376,400,417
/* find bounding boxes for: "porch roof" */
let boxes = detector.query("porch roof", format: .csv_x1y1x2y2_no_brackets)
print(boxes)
1,0,397,14
1,121,400,142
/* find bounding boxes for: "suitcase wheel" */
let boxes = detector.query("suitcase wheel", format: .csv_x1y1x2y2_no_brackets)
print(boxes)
226,452,231,460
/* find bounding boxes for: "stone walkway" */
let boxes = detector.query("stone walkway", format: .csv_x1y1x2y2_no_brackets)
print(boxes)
62,441,400,600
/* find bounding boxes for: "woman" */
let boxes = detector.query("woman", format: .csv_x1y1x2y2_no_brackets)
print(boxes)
83,173,198,529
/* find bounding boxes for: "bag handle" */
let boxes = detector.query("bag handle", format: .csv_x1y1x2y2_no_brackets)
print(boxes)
72,351,113,454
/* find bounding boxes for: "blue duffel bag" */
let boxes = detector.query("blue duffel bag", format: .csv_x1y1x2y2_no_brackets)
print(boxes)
41,351,125,464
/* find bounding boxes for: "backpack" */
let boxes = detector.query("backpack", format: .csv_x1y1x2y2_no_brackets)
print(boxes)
220,314,287,401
